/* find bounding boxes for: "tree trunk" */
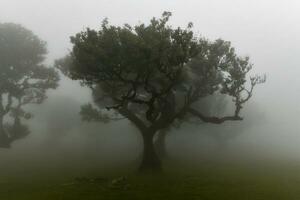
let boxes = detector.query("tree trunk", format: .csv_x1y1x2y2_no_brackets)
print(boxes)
0,115,10,148
154,130,168,159
139,132,162,172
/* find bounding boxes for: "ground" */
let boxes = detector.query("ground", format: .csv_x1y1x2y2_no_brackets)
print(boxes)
1,160,300,200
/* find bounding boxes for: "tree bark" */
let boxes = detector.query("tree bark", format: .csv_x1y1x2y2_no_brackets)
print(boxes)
0,115,10,148
139,132,162,172
154,130,168,159
118,107,163,172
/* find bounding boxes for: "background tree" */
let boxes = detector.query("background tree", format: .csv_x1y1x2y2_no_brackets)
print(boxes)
0,23,59,148
56,12,265,171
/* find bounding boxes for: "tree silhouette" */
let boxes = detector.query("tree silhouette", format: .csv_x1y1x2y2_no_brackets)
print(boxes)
56,12,265,171
0,23,59,148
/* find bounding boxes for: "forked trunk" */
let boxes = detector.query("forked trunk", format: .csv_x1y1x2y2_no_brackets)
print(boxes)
139,132,162,172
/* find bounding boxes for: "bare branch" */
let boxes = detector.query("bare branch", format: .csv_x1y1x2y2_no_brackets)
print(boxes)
188,107,242,124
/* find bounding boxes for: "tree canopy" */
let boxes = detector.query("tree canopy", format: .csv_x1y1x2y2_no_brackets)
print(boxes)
0,23,59,148
56,12,265,171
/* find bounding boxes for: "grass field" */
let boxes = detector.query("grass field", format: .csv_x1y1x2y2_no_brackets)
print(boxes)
1,160,300,200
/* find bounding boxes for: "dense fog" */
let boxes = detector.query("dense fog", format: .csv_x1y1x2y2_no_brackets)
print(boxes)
1,0,300,177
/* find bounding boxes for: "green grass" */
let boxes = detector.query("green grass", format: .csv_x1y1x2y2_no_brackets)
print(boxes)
1,161,300,200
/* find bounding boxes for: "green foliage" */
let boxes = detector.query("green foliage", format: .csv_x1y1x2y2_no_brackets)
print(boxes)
80,104,110,123
57,11,264,132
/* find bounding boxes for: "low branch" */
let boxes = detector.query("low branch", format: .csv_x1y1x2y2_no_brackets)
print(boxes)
188,107,242,124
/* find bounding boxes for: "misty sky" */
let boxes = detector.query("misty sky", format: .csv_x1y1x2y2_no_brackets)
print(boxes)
1,0,299,69
1,0,300,157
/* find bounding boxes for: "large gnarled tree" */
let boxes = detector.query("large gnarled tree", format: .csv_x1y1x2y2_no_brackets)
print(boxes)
56,12,264,171
0,23,59,148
